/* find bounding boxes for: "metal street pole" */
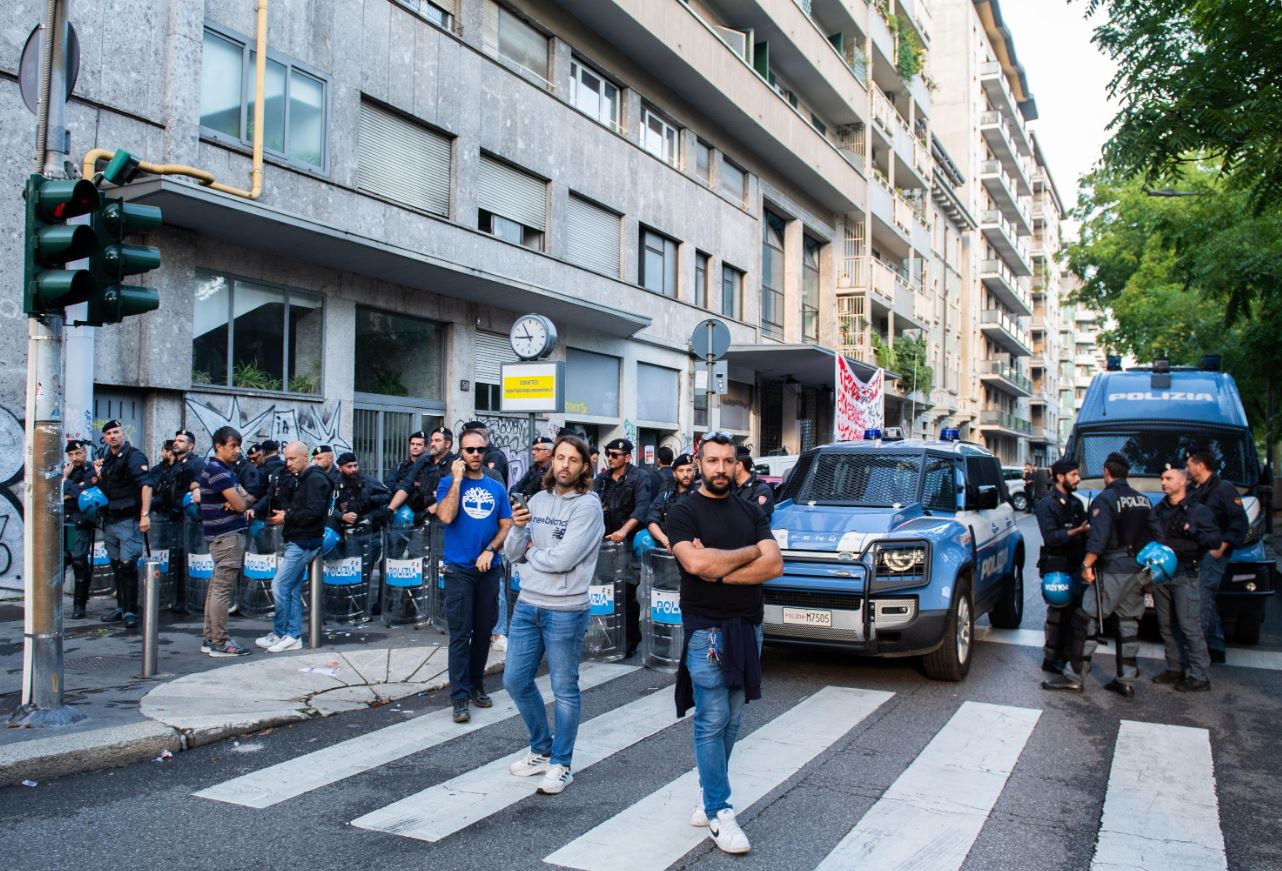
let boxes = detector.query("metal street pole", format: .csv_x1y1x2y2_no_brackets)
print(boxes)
16,0,83,727
706,321,720,432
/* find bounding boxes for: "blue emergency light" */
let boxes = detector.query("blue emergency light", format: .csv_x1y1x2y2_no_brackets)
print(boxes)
863,428,882,440
940,427,960,441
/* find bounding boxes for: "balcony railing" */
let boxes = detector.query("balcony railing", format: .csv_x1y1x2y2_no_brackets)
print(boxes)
979,160,1031,226
978,258,1032,313
980,409,1032,435
981,308,1032,351
980,210,1032,266
979,360,1031,393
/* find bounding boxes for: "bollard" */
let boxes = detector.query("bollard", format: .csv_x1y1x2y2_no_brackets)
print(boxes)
308,551,324,649
141,560,161,677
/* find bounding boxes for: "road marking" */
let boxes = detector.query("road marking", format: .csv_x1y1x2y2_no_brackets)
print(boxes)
813,701,1040,871
544,686,893,871
975,626,1282,672
193,662,637,808
352,685,677,841
1092,720,1226,871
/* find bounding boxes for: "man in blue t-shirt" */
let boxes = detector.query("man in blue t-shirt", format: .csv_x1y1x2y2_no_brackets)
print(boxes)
436,429,513,723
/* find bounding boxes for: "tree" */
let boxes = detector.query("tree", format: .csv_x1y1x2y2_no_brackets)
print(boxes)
1080,0,1282,213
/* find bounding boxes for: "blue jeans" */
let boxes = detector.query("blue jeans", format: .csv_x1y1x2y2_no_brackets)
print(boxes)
687,625,763,820
503,601,590,766
494,568,509,636
445,562,501,702
273,541,319,639
1198,552,1228,654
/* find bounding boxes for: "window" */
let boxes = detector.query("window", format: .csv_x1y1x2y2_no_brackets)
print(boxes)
482,0,549,86
358,101,451,217
565,194,621,277
802,235,821,343
352,409,443,483
695,140,712,183
639,227,678,297
641,104,679,166
922,457,959,511
761,210,786,337
192,272,322,394
199,27,328,170
477,155,546,250
475,331,519,412
570,58,620,131
393,0,452,28
695,251,710,308
721,264,743,320
636,363,679,424
353,307,445,400
719,156,746,204
565,348,620,418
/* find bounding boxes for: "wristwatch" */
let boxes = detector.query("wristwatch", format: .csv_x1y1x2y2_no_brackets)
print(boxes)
485,545,499,554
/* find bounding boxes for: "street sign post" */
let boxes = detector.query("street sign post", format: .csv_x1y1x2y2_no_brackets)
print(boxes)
690,319,730,433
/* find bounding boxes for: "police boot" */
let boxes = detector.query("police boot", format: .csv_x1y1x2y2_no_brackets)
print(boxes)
1042,660,1086,692
115,560,139,628
71,561,91,619
1103,679,1134,698
101,560,126,622
170,563,189,615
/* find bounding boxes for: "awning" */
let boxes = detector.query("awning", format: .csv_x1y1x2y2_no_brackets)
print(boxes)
724,343,885,385
118,178,651,338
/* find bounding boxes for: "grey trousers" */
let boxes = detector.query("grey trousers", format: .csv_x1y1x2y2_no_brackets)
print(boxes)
1072,565,1145,685
204,531,246,645
1197,552,1228,654
1154,565,1211,681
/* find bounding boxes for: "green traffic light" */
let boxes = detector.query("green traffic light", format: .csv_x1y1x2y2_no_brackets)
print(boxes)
101,243,161,281
34,223,97,262
34,178,98,221
34,269,97,307
86,285,159,324
24,174,103,316
101,201,162,234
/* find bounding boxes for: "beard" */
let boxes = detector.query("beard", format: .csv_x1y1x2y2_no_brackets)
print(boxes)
703,474,732,496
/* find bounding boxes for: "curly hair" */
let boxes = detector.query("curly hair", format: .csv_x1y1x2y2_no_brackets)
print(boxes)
540,435,594,494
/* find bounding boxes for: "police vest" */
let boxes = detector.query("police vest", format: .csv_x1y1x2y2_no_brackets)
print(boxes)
99,446,147,515
1106,484,1152,554
597,466,644,533
1036,490,1087,572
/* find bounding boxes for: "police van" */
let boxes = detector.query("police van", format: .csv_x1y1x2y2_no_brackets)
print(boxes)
765,432,1024,681
1065,361,1275,643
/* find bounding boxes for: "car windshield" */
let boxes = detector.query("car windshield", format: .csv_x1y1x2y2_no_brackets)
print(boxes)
783,452,923,506
1070,426,1257,486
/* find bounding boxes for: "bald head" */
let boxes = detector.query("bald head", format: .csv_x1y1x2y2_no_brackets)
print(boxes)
284,440,309,473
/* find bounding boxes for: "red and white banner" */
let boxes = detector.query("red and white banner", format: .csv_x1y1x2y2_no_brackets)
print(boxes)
835,356,885,441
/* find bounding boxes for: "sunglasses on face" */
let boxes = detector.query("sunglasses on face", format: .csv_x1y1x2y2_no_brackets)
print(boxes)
703,432,736,444
461,446,486,454
606,451,627,458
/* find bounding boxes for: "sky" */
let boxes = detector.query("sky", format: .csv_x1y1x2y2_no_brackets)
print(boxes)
994,0,1119,225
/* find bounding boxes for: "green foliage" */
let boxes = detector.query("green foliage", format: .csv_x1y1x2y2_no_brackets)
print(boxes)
366,367,409,397
232,360,282,392
190,368,213,386
895,15,924,82
871,331,934,396
287,372,319,394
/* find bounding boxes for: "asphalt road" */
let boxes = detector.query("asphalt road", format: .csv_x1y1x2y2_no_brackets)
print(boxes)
2,514,1279,871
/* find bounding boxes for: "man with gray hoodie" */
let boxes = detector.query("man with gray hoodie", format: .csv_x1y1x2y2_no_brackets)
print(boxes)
503,435,606,795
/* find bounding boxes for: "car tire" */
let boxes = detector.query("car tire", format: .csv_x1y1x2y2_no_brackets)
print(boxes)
922,576,973,682
1010,493,1028,512
989,550,1024,629
1234,612,1262,645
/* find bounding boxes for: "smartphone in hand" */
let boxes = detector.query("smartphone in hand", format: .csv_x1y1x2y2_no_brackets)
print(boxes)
511,492,528,512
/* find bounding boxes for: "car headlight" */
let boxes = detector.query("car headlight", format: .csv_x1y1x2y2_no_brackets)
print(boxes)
870,541,930,591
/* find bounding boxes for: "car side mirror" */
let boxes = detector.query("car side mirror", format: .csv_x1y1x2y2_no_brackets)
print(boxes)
973,485,1000,511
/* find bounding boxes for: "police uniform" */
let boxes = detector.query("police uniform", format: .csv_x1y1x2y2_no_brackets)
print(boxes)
1148,486,1219,686
384,431,424,494
63,442,97,619
1034,459,1088,672
161,430,206,613
512,437,553,496
593,438,654,654
1190,470,1249,658
1045,453,1151,694
333,452,391,611
733,445,775,520
645,455,695,541
94,421,154,624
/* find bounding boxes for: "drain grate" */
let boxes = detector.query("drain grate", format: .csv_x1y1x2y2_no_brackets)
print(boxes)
64,654,137,672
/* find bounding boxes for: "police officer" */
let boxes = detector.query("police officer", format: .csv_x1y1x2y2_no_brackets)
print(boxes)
646,452,695,549
1034,458,1089,674
333,451,391,612
1148,464,1218,691
733,445,775,520
388,427,457,521
92,420,154,628
384,430,428,495
594,437,654,656
512,436,553,497
63,440,97,619
461,421,509,486
162,429,205,614
1185,448,1249,663
655,446,676,488
311,444,341,488
1043,452,1151,696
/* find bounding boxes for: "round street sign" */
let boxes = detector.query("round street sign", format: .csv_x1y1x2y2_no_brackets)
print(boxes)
19,23,81,116
690,318,731,361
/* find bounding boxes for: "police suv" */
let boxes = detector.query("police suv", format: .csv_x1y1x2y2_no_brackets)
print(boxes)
765,432,1024,681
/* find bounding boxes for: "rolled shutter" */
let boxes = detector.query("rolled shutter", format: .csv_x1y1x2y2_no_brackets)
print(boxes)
358,102,452,217
478,155,546,230
565,194,620,277
475,331,518,385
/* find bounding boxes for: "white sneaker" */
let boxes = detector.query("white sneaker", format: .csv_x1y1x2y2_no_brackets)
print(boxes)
509,751,550,777
537,764,572,795
267,635,302,652
491,634,508,653
691,802,709,827
255,632,281,649
708,808,750,854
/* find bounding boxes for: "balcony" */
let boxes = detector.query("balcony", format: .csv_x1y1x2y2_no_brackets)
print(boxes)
979,62,1031,155
1029,423,1059,446
979,161,1032,236
979,409,1032,436
978,258,1032,316
837,255,926,330
978,112,1032,193
979,360,1032,397
980,210,1033,275
981,308,1032,356
898,0,932,45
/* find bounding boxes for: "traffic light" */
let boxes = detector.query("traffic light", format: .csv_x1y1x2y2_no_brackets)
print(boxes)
22,174,100,316
85,197,162,325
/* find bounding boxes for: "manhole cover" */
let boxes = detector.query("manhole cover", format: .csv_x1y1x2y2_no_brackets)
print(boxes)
65,654,136,672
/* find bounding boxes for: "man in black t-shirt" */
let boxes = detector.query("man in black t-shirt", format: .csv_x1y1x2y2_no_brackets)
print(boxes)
664,434,782,857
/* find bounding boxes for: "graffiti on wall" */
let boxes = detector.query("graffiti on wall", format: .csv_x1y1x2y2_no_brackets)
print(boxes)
0,406,25,590
463,416,535,488
185,396,351,456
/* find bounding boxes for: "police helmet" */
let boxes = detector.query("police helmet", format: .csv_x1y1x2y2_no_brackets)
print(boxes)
632,528,658,559
322,526,341,557
1041,571,1073,607
1136,541,1176,584
391,505,416,529
182,491,200,519
77,486,108,520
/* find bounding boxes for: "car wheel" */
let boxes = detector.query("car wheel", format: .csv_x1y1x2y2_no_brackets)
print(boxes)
989,551,1024,629
1234,612,1262,645
1011,493,1028,512
922,576,973,682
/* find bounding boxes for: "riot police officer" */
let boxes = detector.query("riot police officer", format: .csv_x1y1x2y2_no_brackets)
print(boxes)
646,452,695,549
160,429,205,614
594,437,654,656
63,440,96,619
1186,449,1249,663
384,430,428,494
511,436,553,497
93,420,154,628
1034,458,1089,674
333,452,391,612
733,445,775,520
311,444,341,488
1043,452,1151,696
388,427,457,521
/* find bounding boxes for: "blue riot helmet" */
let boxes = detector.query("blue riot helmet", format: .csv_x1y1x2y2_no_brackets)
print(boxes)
1136,541,1176,584
391,505,415,529
1041,571,1073,607
249,518,266,539
322,526,341,557
633,528,658,559
182,491,200,519
77,486,107,520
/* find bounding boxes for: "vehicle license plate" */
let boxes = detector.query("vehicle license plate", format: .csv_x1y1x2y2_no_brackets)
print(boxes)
782,607,832,627
1144,593,1155,609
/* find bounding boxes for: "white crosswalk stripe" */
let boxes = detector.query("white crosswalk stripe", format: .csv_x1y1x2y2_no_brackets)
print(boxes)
543,686,894,871
193,662,637,808
351,685,678,841
1091,720,1227,871
814,701,1040,871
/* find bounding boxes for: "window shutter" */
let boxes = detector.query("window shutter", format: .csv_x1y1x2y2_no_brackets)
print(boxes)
358,102,451,216
475,331,518,385
478,155,546,230
565,195,620,277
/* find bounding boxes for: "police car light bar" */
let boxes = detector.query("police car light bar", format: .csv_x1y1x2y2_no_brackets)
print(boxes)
863,428,883,440
1106,355,1122,371
940,427,961,441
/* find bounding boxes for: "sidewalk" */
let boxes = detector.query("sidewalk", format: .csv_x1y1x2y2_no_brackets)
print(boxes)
0,589,503,786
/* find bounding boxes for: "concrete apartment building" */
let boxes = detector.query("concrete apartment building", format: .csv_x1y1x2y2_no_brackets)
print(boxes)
1028,132,1067,465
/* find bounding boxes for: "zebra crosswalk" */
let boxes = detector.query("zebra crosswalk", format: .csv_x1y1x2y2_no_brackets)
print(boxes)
191,666,1230,871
